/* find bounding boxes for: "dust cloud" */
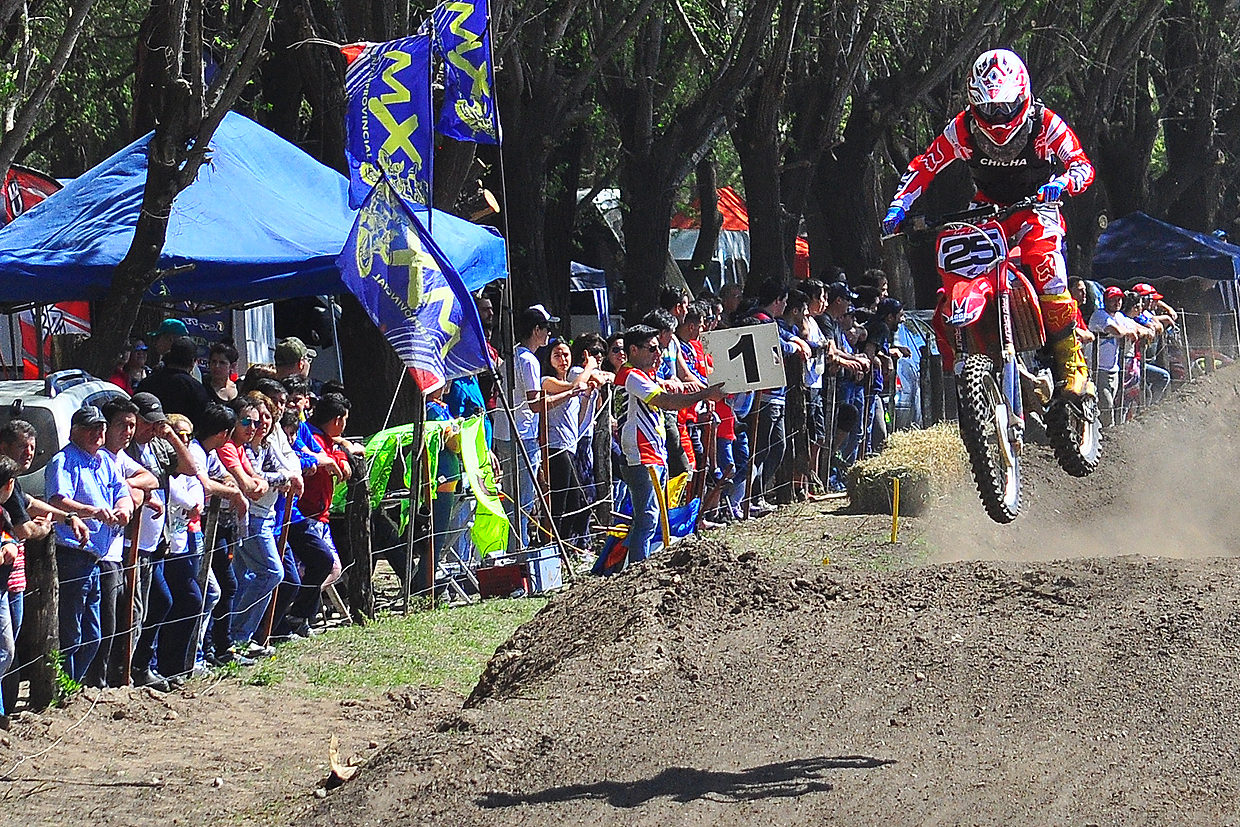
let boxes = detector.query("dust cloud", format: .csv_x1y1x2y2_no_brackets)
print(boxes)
923,364,1240,563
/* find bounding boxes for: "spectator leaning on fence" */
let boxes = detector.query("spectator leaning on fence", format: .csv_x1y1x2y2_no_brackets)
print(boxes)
96,398,159,689
1088,286,1139,427
45,405,133,684
747,278,811,510
616,325,725,569
493,304,556,548
0,458,22,724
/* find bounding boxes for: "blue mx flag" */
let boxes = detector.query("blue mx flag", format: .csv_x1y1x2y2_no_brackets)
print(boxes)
337,176,492,393
431,0,500,144
343,35,434,210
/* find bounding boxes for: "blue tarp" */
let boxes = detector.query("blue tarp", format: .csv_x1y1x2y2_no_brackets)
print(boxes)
0,111,506,305
1093,211,1240,283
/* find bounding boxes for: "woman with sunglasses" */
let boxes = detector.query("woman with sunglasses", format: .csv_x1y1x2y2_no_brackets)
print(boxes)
217,397,279,660
540,336,608,550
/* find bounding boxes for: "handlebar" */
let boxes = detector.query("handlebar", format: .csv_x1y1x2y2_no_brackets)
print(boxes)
888,196,1061,238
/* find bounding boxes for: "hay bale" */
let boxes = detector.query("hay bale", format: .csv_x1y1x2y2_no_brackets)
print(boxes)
845,424,969,516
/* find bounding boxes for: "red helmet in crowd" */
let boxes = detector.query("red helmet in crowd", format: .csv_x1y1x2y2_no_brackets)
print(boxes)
967,49,1032,147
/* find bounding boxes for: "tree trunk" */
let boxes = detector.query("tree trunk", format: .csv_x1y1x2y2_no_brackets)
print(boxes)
617,163,677,318
79,101,190,377
687,155,720,294
734,114,788,284
813,111,883,282
434,136,477,214
337,292,421,434
495,132,552,311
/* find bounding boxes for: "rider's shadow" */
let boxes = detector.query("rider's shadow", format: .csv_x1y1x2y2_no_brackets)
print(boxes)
475,754,895,809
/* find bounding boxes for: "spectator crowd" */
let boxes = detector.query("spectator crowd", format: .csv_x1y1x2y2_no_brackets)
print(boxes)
0,330,364,718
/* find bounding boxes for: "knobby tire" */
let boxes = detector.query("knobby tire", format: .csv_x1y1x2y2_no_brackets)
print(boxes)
1045,396,1101,478
957,354,1020,524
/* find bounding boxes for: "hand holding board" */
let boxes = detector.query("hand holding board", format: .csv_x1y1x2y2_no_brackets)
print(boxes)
700,324,786,393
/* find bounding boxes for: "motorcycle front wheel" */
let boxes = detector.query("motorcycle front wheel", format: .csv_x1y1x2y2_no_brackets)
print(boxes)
957,354,1021,523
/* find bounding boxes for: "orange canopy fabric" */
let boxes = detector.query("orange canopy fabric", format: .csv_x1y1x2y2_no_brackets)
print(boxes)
672,186,810,278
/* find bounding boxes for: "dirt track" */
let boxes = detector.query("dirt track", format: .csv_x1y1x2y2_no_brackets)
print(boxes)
298,366,1240,827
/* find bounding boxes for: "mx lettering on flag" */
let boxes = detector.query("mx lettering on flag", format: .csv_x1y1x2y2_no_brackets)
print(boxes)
431,0,500,144
342,34,434,210
337,176,491,394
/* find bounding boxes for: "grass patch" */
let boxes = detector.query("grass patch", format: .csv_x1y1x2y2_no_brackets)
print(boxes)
245,598,546,697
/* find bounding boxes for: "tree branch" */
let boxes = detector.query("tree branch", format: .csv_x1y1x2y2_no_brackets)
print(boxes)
0,0,96,180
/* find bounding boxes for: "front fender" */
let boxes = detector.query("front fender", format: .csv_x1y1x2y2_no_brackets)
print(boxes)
944,276,994,327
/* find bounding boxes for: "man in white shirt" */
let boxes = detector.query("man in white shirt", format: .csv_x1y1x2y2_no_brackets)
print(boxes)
93,399,158,689
492,304,555,548
1088,286,1144,426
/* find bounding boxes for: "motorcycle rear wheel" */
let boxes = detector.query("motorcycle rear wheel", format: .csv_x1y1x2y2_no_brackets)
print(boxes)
1045,395,1101,477
957,354,1021,523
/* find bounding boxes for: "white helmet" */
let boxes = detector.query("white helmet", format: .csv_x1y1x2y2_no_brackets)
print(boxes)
967,49,1032,147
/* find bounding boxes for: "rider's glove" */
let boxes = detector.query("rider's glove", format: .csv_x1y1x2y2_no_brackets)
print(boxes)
882,205,906,235
1037,180,1065,203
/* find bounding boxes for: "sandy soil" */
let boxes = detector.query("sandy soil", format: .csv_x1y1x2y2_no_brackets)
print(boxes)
0,679,458,826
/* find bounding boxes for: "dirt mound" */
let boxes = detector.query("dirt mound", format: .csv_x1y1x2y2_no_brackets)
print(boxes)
467,540,847,706
296,368,1240,826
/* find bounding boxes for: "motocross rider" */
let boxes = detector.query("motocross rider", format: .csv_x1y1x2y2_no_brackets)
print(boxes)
882,48,1095,399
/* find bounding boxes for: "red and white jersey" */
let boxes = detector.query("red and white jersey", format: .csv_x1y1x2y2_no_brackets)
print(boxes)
891,105,1094,209
617,364,667,467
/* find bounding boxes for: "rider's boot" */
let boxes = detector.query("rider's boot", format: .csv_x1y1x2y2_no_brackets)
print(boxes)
1039,292,1094,400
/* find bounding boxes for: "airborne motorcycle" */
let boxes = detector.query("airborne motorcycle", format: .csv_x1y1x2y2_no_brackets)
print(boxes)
895,196,1100,523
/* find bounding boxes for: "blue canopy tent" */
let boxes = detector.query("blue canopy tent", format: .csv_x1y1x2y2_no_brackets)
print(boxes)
0,111,506,306
1093,212,1240,283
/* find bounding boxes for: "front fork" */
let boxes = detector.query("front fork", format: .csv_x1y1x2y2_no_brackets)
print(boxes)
997,276,1025,452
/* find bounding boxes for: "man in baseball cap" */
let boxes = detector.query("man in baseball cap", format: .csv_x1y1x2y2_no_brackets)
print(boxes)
129,392,168,424
275,337,317,381
147,318,189,363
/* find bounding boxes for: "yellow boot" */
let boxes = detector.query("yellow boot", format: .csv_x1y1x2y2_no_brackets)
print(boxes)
1039,292,1092,399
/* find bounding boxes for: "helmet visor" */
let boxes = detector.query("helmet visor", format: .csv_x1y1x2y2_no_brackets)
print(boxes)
974,98,1026,126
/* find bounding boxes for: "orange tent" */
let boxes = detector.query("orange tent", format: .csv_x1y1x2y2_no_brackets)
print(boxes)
672,186,810,278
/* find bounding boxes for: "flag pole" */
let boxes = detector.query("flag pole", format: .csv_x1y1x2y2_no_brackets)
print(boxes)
481,0,521,554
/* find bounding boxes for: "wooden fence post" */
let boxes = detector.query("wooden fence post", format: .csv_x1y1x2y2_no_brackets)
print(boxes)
342,460,374,624
22,533,58,710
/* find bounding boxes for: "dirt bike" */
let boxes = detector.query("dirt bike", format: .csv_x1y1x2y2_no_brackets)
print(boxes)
893,196,1101,523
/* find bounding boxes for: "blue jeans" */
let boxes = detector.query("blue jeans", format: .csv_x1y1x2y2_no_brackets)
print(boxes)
158,533,203,678
1144,363,1171,402
288,520,335,621
231,512,282,646
56,547,101,683
133,555,171,676
727,425,752,514
0,590,11,714
2,589,22,712
622,463,665,567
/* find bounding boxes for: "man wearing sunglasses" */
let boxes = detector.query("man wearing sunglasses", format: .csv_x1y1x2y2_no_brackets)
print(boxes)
616,325,725,568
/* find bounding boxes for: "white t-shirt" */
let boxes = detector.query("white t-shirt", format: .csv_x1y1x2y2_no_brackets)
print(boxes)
165,472,204,555
545,381,581,452
1089,309,1138,373
803,316,826,389
494,345,541,442
102,447,163,560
